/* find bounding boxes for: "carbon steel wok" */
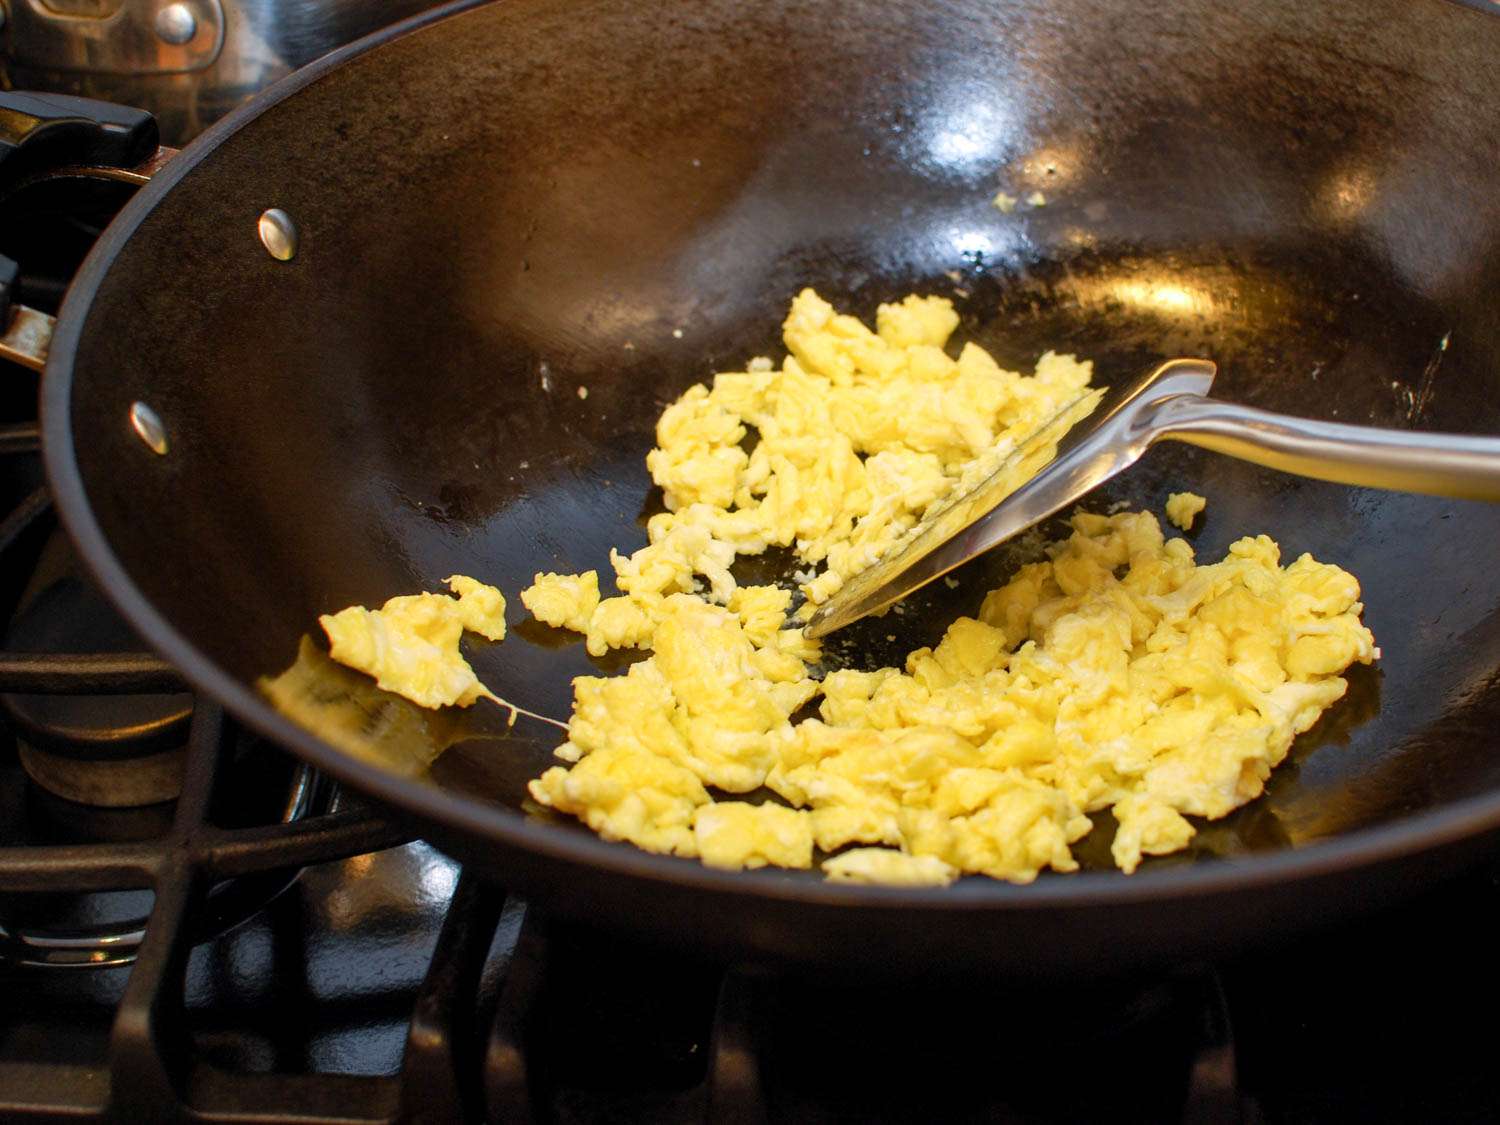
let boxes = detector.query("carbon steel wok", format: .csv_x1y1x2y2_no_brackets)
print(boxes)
28,0,1500,978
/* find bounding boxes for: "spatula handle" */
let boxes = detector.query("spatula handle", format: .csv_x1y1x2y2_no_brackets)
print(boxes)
1151,394,1500,501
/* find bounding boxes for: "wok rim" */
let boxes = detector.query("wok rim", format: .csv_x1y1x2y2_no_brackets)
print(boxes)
37,0,1500,919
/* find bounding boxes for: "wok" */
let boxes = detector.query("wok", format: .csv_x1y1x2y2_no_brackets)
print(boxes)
23,0,1500,978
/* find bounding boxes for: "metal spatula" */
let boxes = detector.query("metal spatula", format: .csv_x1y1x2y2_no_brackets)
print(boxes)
802,357,1500,639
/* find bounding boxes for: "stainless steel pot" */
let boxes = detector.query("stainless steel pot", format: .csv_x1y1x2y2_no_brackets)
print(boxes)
0,0,446,144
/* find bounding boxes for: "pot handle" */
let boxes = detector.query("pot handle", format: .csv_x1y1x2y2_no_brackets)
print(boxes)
0,91,169,373
0,91,159,173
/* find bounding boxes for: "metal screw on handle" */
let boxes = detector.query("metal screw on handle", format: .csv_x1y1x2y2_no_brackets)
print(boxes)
155,3,199,45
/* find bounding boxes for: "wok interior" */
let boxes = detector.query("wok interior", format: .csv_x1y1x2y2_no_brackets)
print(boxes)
64,0,1500,876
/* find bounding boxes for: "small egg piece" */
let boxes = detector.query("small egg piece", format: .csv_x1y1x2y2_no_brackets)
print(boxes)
444,574,507,640
823,849,958,887
521,570,601,633
529,744,709,858
319,575,507,709
693,801,814,870
1165,491,1207,531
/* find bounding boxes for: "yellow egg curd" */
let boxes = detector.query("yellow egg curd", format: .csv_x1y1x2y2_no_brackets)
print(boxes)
520,291,1377,884
320,576,508,709
317,289,1377,887
1166,491,1207,531
318,575,563,730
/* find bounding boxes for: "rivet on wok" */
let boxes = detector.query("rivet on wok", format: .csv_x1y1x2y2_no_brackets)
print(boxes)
130,402,168,456
258,208,299,261
155,3,198,45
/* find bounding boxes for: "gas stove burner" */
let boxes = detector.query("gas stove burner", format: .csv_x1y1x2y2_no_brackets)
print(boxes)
0,756,325,969
0,442,409,977
2,574,192,807
23,775,178,842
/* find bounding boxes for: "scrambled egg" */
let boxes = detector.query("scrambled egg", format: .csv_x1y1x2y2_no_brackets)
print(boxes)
320,576,507,709
320,575,565,730
316,290,1377,888
1166,491,1207,531
520,570,601,633
529,511,1375,881
519,291,1378,884
620,287,1093,621
824,848,959,887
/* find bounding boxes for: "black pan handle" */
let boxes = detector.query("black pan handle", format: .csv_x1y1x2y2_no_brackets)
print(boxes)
0,91,165,373
0,91,159,171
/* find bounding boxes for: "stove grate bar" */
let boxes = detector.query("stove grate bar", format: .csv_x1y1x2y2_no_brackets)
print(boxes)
0,763,406,895
108,700,221,1119
398,870,507,1124
0,838,161,891
0,650,184,693
0,1059,112,1119
1180,968,1243,1124
76,699,434,1123
183,1070,401,1125
483,905,548,1123
0,485,50,559
203,812,412,878
706,971,769,1125
0,423,39,456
